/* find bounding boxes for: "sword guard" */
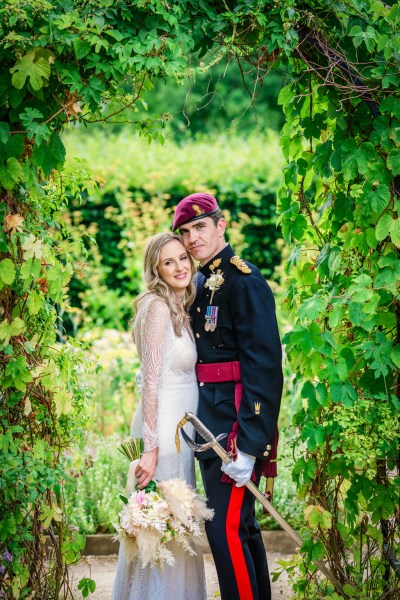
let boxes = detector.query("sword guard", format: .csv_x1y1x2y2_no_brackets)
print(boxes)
179,427,227,452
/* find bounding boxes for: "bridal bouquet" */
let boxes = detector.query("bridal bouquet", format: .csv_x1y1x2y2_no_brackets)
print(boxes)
114,439,213,568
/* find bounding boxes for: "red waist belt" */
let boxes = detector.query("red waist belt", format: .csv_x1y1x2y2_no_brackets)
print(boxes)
195,360,278,482
196,361,241,383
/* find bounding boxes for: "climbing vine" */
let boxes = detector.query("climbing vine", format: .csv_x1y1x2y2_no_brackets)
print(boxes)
0,0,399,598
0,1,194,597
204,2,400,597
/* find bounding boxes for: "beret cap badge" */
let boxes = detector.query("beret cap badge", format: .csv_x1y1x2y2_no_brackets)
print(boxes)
192,204,203,216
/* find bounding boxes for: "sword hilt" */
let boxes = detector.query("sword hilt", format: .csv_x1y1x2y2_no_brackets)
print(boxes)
180,412,231,464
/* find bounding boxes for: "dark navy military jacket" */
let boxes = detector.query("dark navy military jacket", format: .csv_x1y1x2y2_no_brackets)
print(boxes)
190,244,283,461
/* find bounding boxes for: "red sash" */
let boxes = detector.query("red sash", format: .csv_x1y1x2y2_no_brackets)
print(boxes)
195,361,278,483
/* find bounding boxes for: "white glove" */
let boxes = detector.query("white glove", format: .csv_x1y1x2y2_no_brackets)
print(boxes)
221,448,256,487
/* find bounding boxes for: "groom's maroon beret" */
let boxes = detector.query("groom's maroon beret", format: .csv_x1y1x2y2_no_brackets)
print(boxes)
172,193,219,231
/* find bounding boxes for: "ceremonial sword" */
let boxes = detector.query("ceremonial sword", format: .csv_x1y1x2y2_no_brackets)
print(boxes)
175,411,347,598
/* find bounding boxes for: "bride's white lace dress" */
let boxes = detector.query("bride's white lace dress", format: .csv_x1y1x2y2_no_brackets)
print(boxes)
111,294,206,600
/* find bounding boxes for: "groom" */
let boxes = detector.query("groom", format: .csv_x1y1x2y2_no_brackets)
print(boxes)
173,193,283,600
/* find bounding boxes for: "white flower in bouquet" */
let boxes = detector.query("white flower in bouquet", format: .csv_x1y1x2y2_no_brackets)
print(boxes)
115,441,214,569
119,488,170,536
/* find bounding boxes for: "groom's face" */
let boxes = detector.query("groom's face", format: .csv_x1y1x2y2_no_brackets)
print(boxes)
179,217,226,266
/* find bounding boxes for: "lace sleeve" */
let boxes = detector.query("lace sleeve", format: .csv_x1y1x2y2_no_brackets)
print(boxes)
138,298,170,452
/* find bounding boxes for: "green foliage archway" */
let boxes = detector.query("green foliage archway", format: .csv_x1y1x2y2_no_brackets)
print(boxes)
0,1,399,598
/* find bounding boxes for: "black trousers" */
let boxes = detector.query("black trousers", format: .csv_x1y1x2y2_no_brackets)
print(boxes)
199,458,271,600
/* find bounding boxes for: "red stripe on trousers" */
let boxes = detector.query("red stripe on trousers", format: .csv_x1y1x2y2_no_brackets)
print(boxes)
226,485,253,600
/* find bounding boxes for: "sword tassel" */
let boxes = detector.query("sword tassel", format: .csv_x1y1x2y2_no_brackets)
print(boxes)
175,415,188,454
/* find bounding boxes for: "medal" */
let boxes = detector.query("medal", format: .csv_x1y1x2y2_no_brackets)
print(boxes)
205,305,219,331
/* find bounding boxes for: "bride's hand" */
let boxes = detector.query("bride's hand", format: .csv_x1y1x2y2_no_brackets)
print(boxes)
135,448,158,489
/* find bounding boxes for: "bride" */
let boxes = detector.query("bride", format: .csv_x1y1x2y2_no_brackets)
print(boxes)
111,232,207,600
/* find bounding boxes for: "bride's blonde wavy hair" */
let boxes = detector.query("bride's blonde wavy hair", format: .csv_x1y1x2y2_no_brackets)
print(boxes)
132,232,196,337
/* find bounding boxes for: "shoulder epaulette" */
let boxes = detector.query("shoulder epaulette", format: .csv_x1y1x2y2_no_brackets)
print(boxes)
230,255,252,274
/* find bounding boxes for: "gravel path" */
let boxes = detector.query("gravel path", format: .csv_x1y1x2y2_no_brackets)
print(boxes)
70,552,293,599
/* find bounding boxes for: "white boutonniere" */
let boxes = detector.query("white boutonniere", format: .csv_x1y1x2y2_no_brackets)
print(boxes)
204,258,224,305
205,272,225,292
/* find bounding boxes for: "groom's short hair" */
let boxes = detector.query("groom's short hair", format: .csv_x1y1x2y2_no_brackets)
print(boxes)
209,210,224,226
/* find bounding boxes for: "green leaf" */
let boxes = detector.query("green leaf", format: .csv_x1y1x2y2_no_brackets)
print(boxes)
20,258,41,281
328,247,341,276
27,122,51,145
315,383,327,406
10,55,51,91
331,382,357,407
365,227,378,249
39,503,62,529
0,122,10,144
78,577,96,598
343,584,357,596
144,480,157,492
27,290,44,315
367,184,390,213
387,149,400,176
350,24,376,51
356,143,375,175
313,140,332,178
301,537,325,562
315,244,330,276
340,140,375,179
285,244,301,273
0,157,24,190
32,438,47,460
337,357,348,381
301,381,316,402
5,355,33,389
390,218,400,247
291,214,308,241
315,426,326,447
375,213,392,241
331,382,343,403
73,38,92,59
20,107,43,127
105,29,128,42
348,274,373,302
5,157,23,182
53,389,72,416
277,84,293,107
304,505,332,530
391,346,400,368
374,268,398,288
32,134,66,176
0,258,16,285
286,323,324,354
298,296,326,321
0,317,26,345
342,151,358,180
